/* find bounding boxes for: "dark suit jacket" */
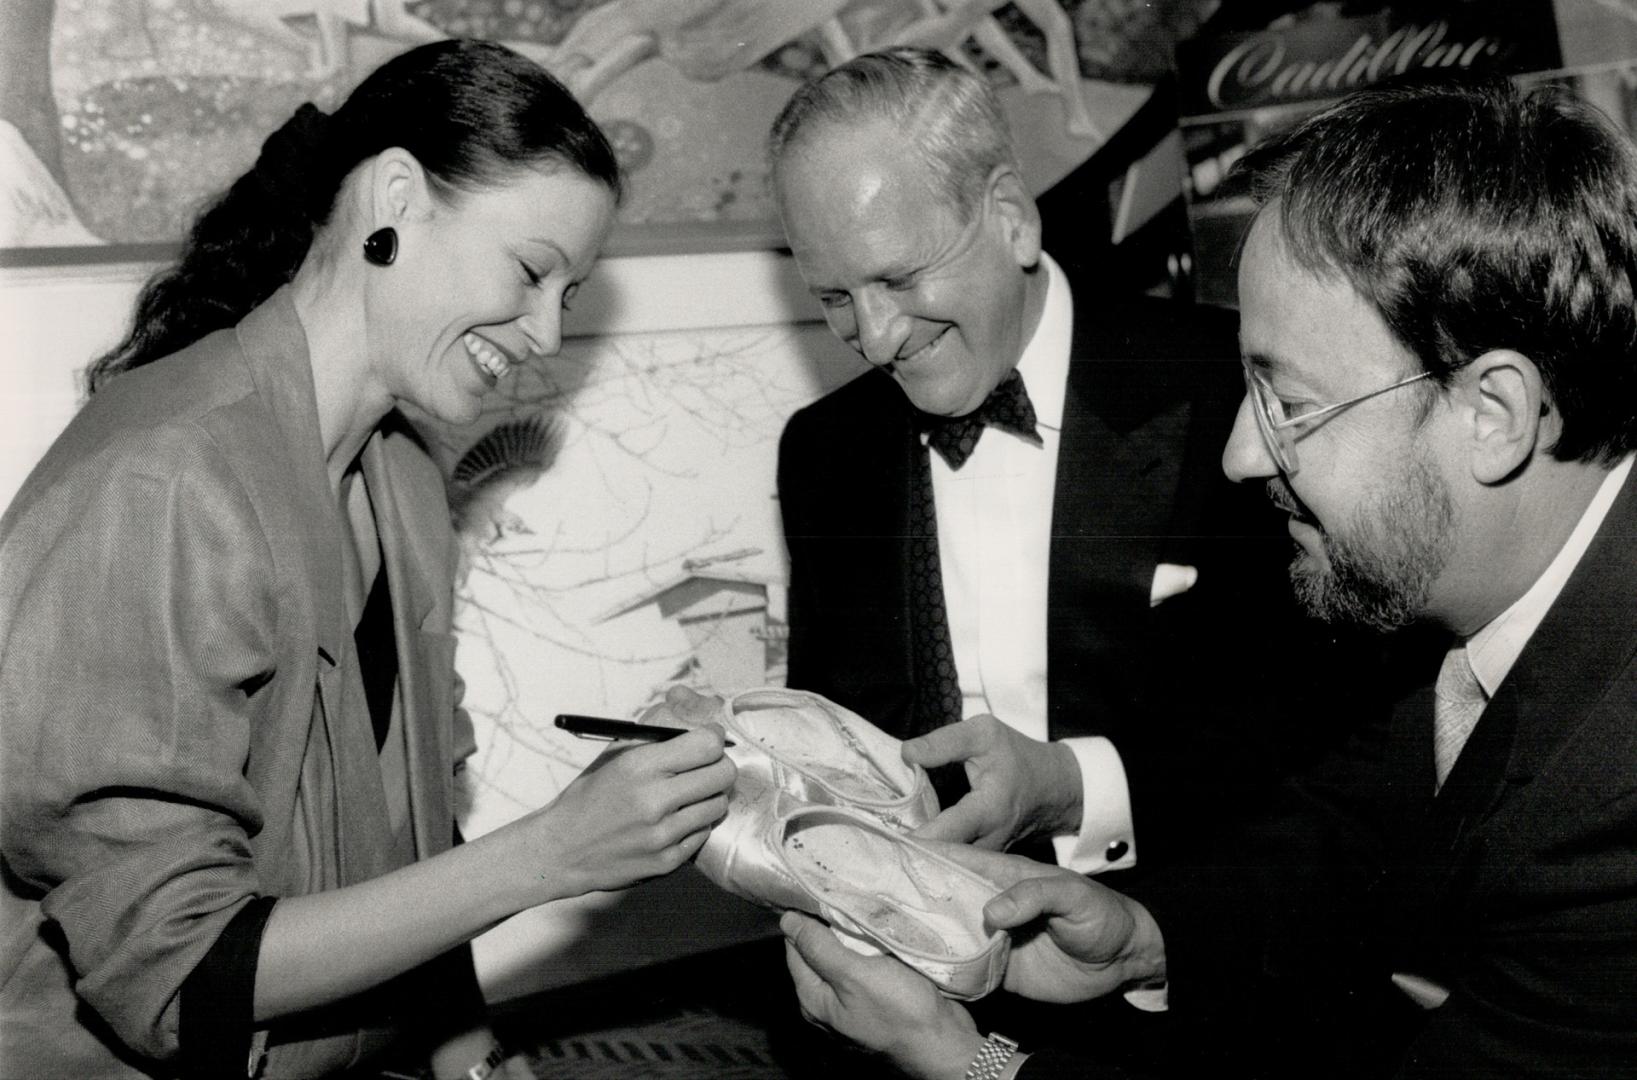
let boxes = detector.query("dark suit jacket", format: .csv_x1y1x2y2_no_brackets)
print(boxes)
778,276,1356,867
1023,467,1637,1078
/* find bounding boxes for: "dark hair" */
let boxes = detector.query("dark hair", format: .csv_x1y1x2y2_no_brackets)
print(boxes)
89,39,620,394
767,47,1016,221
1236,75,1637,465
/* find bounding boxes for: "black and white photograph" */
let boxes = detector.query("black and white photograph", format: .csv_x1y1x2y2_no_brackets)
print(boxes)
4,2,1637,1077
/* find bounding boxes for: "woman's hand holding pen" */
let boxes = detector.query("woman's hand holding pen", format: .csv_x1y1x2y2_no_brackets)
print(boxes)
249,694,736,1019
497,698,736,905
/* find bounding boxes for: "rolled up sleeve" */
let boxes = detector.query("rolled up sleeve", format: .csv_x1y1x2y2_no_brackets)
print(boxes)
1,434,278,1063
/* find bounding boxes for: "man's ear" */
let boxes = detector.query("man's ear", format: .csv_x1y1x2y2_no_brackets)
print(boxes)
985,164,1042,270
1464,349,1551,484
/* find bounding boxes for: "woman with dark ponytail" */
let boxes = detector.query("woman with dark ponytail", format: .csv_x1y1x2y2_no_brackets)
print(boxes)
1,40,735,1080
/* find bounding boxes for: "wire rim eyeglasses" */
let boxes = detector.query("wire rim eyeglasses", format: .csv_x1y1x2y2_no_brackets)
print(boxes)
1242,362,1433,475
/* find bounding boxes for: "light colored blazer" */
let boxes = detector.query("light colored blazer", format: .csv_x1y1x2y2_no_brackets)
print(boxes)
0,288,473,1076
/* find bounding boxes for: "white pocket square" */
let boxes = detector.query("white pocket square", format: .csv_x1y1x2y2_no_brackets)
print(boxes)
1149,563,1199,607
1391,972,1450,1010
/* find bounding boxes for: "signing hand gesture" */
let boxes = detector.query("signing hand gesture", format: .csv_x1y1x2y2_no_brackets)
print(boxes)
905,714,1082,850
507,686,737,903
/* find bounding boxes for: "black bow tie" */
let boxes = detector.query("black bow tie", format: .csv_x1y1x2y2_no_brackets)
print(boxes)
922,369,1040,469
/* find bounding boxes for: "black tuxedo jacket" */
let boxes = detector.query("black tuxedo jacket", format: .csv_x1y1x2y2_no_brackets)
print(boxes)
1024,467,1637,1078
777,282,1354,865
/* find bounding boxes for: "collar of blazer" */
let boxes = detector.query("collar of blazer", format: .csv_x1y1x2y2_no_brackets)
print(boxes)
232,288,442,654
1488,464,1637,787
1415,466,1637,861
235,288,458,863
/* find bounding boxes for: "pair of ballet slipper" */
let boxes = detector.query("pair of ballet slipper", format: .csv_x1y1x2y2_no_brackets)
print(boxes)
694,688,1008,1000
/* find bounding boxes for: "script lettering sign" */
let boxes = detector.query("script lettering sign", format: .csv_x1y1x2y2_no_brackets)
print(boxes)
1172,3,1563,308
1177,6,1562,117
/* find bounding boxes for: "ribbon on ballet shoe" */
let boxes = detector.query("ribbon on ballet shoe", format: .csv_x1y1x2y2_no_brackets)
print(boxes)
718,687,939,829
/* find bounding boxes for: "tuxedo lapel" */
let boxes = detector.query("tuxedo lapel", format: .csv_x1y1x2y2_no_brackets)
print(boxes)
1047,352,1193,736
1053,366,1191,592
805,373,924,731
879,394,925,709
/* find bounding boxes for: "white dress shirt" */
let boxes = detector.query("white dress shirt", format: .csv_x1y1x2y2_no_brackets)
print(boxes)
927,253,1136,874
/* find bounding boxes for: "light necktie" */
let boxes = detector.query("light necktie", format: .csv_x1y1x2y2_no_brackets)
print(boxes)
922,369,1041,469
1433,643,1487,791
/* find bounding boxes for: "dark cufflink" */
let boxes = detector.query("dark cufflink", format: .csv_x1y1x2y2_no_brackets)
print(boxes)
1106,840,1130,862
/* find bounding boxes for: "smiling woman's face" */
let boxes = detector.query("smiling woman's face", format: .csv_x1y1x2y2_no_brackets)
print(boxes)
369,165,616,427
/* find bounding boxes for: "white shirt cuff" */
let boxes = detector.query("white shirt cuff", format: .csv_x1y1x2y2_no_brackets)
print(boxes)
1123,982,1170,1012
1051,736,1136,874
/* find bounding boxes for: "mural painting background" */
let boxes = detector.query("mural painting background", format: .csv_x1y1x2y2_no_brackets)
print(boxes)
2,0,1220,255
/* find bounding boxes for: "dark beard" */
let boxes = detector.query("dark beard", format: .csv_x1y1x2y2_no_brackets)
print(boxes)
1269,459,1454,633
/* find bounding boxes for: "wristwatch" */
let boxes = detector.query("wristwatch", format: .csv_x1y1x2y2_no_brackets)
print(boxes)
963,1032,1021,1080
464,1044,507,1080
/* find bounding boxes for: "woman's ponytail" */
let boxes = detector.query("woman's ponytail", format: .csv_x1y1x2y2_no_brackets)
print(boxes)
87,103,336,394
87,40,620,395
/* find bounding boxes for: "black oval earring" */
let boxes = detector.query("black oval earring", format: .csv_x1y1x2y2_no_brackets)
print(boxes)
363,227,397,267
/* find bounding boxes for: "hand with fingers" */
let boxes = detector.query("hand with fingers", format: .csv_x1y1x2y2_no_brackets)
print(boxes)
927,842,1168,1004
904,714,1083,851
507,720,737,903
780,910,985,1080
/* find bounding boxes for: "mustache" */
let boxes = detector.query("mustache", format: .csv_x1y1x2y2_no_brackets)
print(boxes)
1266,477,1312,521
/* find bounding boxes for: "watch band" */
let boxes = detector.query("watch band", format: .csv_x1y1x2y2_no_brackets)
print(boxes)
464,1044,507,1080
964,1032,1020,1080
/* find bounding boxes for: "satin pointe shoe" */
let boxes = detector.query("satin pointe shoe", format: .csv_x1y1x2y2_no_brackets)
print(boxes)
695,687,933,910
702,803,1011,1000
715,687,938,830
693,689,1005,998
